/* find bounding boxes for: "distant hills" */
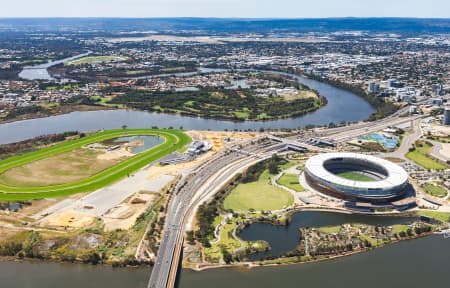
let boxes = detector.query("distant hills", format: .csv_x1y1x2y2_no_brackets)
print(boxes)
0,18,449,34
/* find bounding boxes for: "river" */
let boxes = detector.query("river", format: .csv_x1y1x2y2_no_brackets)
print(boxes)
0,235,448,288
3,57,411,288
18,52,91,80
0,69,374,144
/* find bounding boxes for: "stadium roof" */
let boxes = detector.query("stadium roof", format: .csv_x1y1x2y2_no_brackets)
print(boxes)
305,153,408,189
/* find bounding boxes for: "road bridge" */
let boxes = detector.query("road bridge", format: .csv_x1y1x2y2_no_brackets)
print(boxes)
148,140,281,288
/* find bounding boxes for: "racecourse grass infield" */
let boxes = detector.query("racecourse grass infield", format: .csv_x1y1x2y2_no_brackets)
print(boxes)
0,129,191,201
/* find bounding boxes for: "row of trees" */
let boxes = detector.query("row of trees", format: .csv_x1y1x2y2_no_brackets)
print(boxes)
0,131,79,160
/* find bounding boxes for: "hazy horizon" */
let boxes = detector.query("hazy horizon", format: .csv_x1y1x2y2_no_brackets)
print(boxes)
1,0,449,18
1,16,449,19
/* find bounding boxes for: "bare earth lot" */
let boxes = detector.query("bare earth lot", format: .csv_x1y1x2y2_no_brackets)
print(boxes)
440,143,450,159
283,90,317,101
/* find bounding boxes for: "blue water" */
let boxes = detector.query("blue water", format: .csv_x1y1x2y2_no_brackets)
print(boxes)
359,133,399,149
111,135,163,154
0,73,375,145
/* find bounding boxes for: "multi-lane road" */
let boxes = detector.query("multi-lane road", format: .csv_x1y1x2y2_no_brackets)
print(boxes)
148,139,283,288
316,104,423,142
148,110,428,288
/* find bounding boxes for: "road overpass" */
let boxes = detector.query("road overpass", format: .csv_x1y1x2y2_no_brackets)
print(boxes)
267,136,333,153
313,113,423,143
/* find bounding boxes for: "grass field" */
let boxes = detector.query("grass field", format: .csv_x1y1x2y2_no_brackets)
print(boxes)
277,173,305,192
0,129,190,201
65,56,129,66
318,225,341,233
204,221,241,261
406,142,447,170
336,172,375,182
422,183,448,198
0,148,124,187
392,224,409,234
223,170,294,212
417,211,450,223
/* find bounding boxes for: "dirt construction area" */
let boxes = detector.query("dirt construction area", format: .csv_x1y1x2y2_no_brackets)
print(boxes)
187,130,258,151
440,143,450,158
145,131,260,179
12,130,260,231
430,124,450,137
103,192,161,231
0,147,130,187
40,210,95,228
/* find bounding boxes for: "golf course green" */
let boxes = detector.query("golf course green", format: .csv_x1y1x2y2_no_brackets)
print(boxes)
0,129,191,201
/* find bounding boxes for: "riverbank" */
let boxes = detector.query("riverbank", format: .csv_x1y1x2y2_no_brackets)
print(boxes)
109,95,325,122
0,212,443,271
300,72,400,121
186,207,443,271
206,66,391,121
91,69,328,122
189,230,436,272
1,67,374,129
0,77,374,145
1,234,449,288
0,104,116,125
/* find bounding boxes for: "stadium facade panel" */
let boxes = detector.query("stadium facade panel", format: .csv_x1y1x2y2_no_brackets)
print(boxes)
305,153,408,203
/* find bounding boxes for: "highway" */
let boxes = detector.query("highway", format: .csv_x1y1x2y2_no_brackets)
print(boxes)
313,110,422,143
329,115,422,142
315,103,421,139
148,139,282,288
147,110,427,288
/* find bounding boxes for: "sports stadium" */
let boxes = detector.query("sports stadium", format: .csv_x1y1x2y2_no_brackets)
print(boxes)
304,153,409,203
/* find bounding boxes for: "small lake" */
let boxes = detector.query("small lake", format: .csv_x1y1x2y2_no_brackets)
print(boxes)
239,211,418,260
110,135,163,154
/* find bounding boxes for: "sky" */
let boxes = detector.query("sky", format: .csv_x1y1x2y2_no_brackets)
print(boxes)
1,0,450,18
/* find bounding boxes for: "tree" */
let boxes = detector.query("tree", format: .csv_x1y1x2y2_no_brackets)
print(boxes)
186,231,195,245
122,125,128,130
268,162,280,174
88,251,101,265
268,154,282,175
221,247,233,264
